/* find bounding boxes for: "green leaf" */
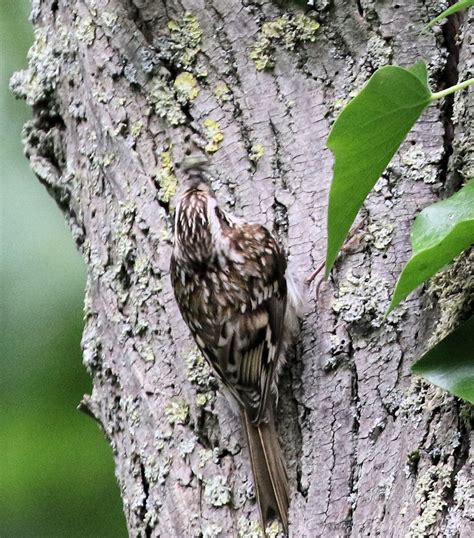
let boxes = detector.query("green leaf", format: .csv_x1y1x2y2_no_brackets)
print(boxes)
389,180,474,311
424,0,474,30
408,61,429,86
326,62,432,276
412,317,474,404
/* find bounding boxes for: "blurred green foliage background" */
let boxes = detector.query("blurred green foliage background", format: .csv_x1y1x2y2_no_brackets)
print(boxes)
1,2,126,536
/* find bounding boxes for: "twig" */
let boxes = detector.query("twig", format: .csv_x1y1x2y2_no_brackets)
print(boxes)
306,218,367,287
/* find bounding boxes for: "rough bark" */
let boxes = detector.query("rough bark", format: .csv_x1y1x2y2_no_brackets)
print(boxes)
12,0,473,536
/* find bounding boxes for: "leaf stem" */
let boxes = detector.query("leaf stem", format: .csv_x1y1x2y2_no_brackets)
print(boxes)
431,77,474,100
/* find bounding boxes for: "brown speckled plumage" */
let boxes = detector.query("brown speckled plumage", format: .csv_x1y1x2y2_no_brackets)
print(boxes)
170,156,300,534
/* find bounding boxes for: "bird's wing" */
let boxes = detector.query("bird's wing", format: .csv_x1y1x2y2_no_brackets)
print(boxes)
197,222,288,423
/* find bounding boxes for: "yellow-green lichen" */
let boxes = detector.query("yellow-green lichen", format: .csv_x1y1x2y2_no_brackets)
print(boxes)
204,475,231,507
249,143,265,162
214,82,232,103
238,517,263,538
174,72,200,103
167,12,202,67
76,16,96,46
130,120,144,139
293,13,321,42
203,119,224,153
262,18,287,39
133,255,162,295
159,228,171,243
146,14,202,125
156,150,177,203
186,347,216,407
164,399,189,425
196,393,211,407
92,152,115,169
250,14,320,71
149,77,186,126
265,520,284,538
185,347,214,387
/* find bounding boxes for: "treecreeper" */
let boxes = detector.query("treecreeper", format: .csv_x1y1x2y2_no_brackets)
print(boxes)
170,154,302,535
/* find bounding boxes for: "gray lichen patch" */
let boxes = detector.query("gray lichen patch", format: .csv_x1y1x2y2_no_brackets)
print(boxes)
121,397,143,439
366,220,394,250
204,475,231,507
10,27,68,106
324,324,351,371
399,143,441,184
134,342,155,363
154,428,173,451
444,464,474,535
138,452,162,487
100,11,118,29
426,248,474,343
177,435,197,458
407,464,452,538
451,67,474,180
332,270,405,328
398,378,437,423
185,347,217,411
133,255,162,295
115,201,137,261
198,448,214,469
203,523,224,538
354,33,393,87
250,14,320,71
157,456,172,485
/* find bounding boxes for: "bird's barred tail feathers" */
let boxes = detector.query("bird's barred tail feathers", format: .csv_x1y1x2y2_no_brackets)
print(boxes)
242,409,289,535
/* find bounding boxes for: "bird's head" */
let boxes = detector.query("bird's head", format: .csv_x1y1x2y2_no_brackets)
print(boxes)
176,153,213,195
173,153,216,263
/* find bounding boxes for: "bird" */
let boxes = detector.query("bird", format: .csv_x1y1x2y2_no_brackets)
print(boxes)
170,153,301,535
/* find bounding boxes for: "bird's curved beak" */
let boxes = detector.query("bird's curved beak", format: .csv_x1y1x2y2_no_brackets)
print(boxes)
180,154,209,171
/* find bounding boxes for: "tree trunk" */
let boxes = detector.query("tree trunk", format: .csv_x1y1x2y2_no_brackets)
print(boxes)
12,0,473,536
